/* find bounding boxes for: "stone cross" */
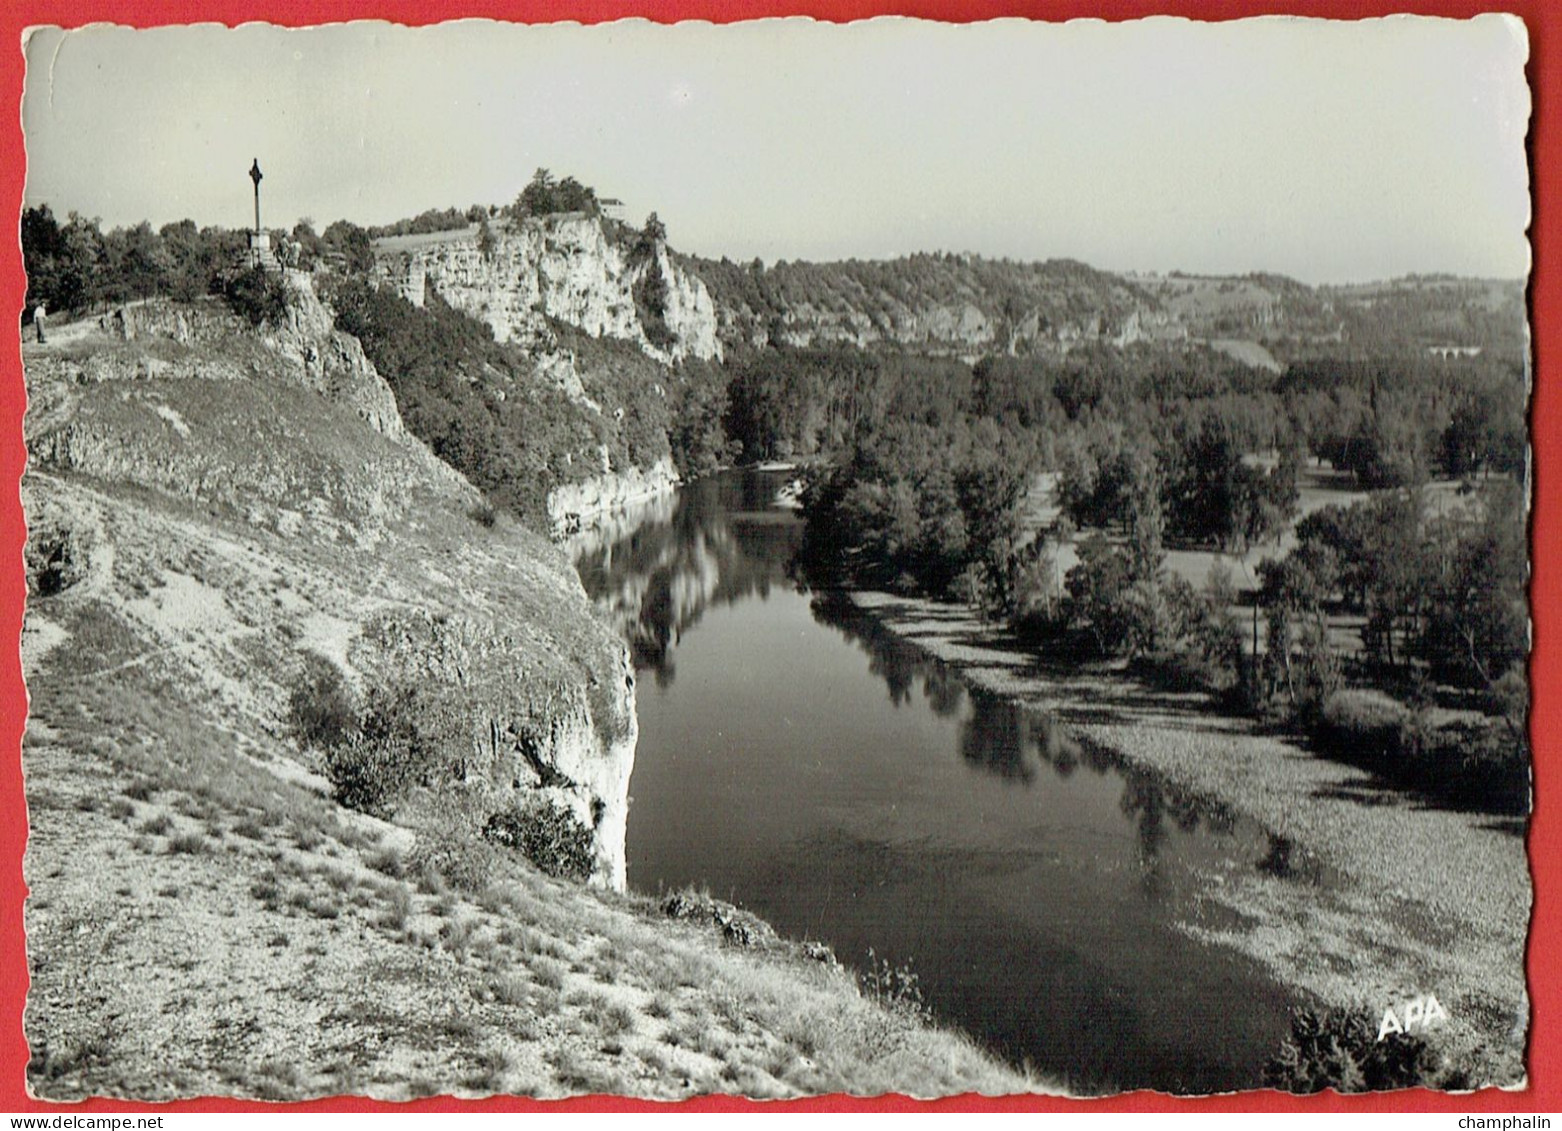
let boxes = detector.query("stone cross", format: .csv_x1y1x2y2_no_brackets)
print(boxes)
249,159,263,234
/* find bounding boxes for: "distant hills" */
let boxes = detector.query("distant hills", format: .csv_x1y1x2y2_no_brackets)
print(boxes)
371,214,1526,365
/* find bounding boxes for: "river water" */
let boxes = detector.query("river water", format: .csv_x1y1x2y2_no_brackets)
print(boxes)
570,469,1302,1095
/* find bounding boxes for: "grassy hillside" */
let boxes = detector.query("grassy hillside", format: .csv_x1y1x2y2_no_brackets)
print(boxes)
19,301,1039,1101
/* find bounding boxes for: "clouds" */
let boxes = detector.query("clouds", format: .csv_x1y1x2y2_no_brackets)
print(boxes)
21,15,1530,282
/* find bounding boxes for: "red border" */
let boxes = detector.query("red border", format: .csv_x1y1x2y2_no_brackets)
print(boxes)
0,0,1553,1114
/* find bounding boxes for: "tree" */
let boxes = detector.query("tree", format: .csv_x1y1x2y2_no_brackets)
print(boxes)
57,212,107,313
1065,534,1138,656
516,168,557,219
954,451,1027,611
1353,492,1422,671
1258,544,1341,718
21,205,65,315
158,219,208,301
554,176,598,214
1342,390,1433,489
110,221,173,301
322,219,374,274
291,219,324,271
1442,377,1526,480
220,265,291,327
1163,413,1297,551
1419,479,1527,686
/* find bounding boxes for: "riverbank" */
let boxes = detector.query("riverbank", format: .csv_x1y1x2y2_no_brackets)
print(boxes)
845,590,1530,1090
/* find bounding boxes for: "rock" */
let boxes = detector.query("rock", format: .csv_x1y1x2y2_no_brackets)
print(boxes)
376,217,722,364
547,456,680,538
22,289,640,891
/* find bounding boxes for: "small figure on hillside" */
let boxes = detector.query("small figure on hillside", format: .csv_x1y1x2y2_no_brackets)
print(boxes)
32,303,46,344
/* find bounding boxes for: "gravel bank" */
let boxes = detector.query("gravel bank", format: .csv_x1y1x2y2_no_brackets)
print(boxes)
847,590,1530,1087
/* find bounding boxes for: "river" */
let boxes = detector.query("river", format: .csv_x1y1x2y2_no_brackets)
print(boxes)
570,468,1304,1095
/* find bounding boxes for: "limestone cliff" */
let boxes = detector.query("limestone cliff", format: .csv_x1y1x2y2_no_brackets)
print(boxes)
22,280,637,888
548,456,680,536
376,215,721,364
683,253,1185,358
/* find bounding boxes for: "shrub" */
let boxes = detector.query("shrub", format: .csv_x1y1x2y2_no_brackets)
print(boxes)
366,845,408,878
1314,690,1528,814
166,833,210,856
220,265,292,327
411,826,497,895
467,499,498,529
483,796,595,883
1488,662,1528,733
1264,1008,1443,1093
1008,541,1067,638
859,948,934,1025
123,781,155,802
324,734,422,819
323,682,467,818
1415,717,1529,815
660,889,777,949
1315,690,1409,770
287,653,359,752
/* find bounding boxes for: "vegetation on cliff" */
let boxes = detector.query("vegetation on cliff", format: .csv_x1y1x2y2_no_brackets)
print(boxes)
20,286,1035,1100
324,277,669,529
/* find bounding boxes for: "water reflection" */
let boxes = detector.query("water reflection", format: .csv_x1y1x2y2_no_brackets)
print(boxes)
578,470,1312,1091
809,589,1247,876
569,473,802,686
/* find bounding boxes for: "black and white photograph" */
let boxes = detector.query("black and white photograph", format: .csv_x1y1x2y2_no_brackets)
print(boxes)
15,15,1531,1100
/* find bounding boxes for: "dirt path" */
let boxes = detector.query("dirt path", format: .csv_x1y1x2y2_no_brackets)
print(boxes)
847,590,1531,1087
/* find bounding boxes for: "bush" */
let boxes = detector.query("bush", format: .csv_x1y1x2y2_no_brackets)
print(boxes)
1314,689,1528,814
324,738,420,819
467,499,498,529
1264,1007,1443,1093
482,795,595,882
660,889,777,949
859,948,935,1025
411,825,497,895
1417,717,1530,815
1262,1006,1443,1093
1007,541,1067,637
322,682,467,819
1316,690,1409,766
287,653,359,752
220,265,292,327
1488,663,1528,733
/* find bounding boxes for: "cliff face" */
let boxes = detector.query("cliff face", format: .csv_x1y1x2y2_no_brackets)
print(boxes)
548,456,680,536
684,253,1187,357
22,280,637,888
377,216,721,364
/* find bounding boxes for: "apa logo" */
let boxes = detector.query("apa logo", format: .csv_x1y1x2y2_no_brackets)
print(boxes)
1377,994,1450,1041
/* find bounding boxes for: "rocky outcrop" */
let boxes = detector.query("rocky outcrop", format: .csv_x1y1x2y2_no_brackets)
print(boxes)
91,280,406,440
350,608,637,888
23,294,639,889
684,253,1183,358
548,456,680,537
376,216,721,364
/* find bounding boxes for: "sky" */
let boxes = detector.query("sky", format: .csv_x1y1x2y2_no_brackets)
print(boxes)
19,15,1532,283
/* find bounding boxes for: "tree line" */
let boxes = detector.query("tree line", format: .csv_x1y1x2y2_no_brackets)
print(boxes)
781,336,1526,814
20,203,375,318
